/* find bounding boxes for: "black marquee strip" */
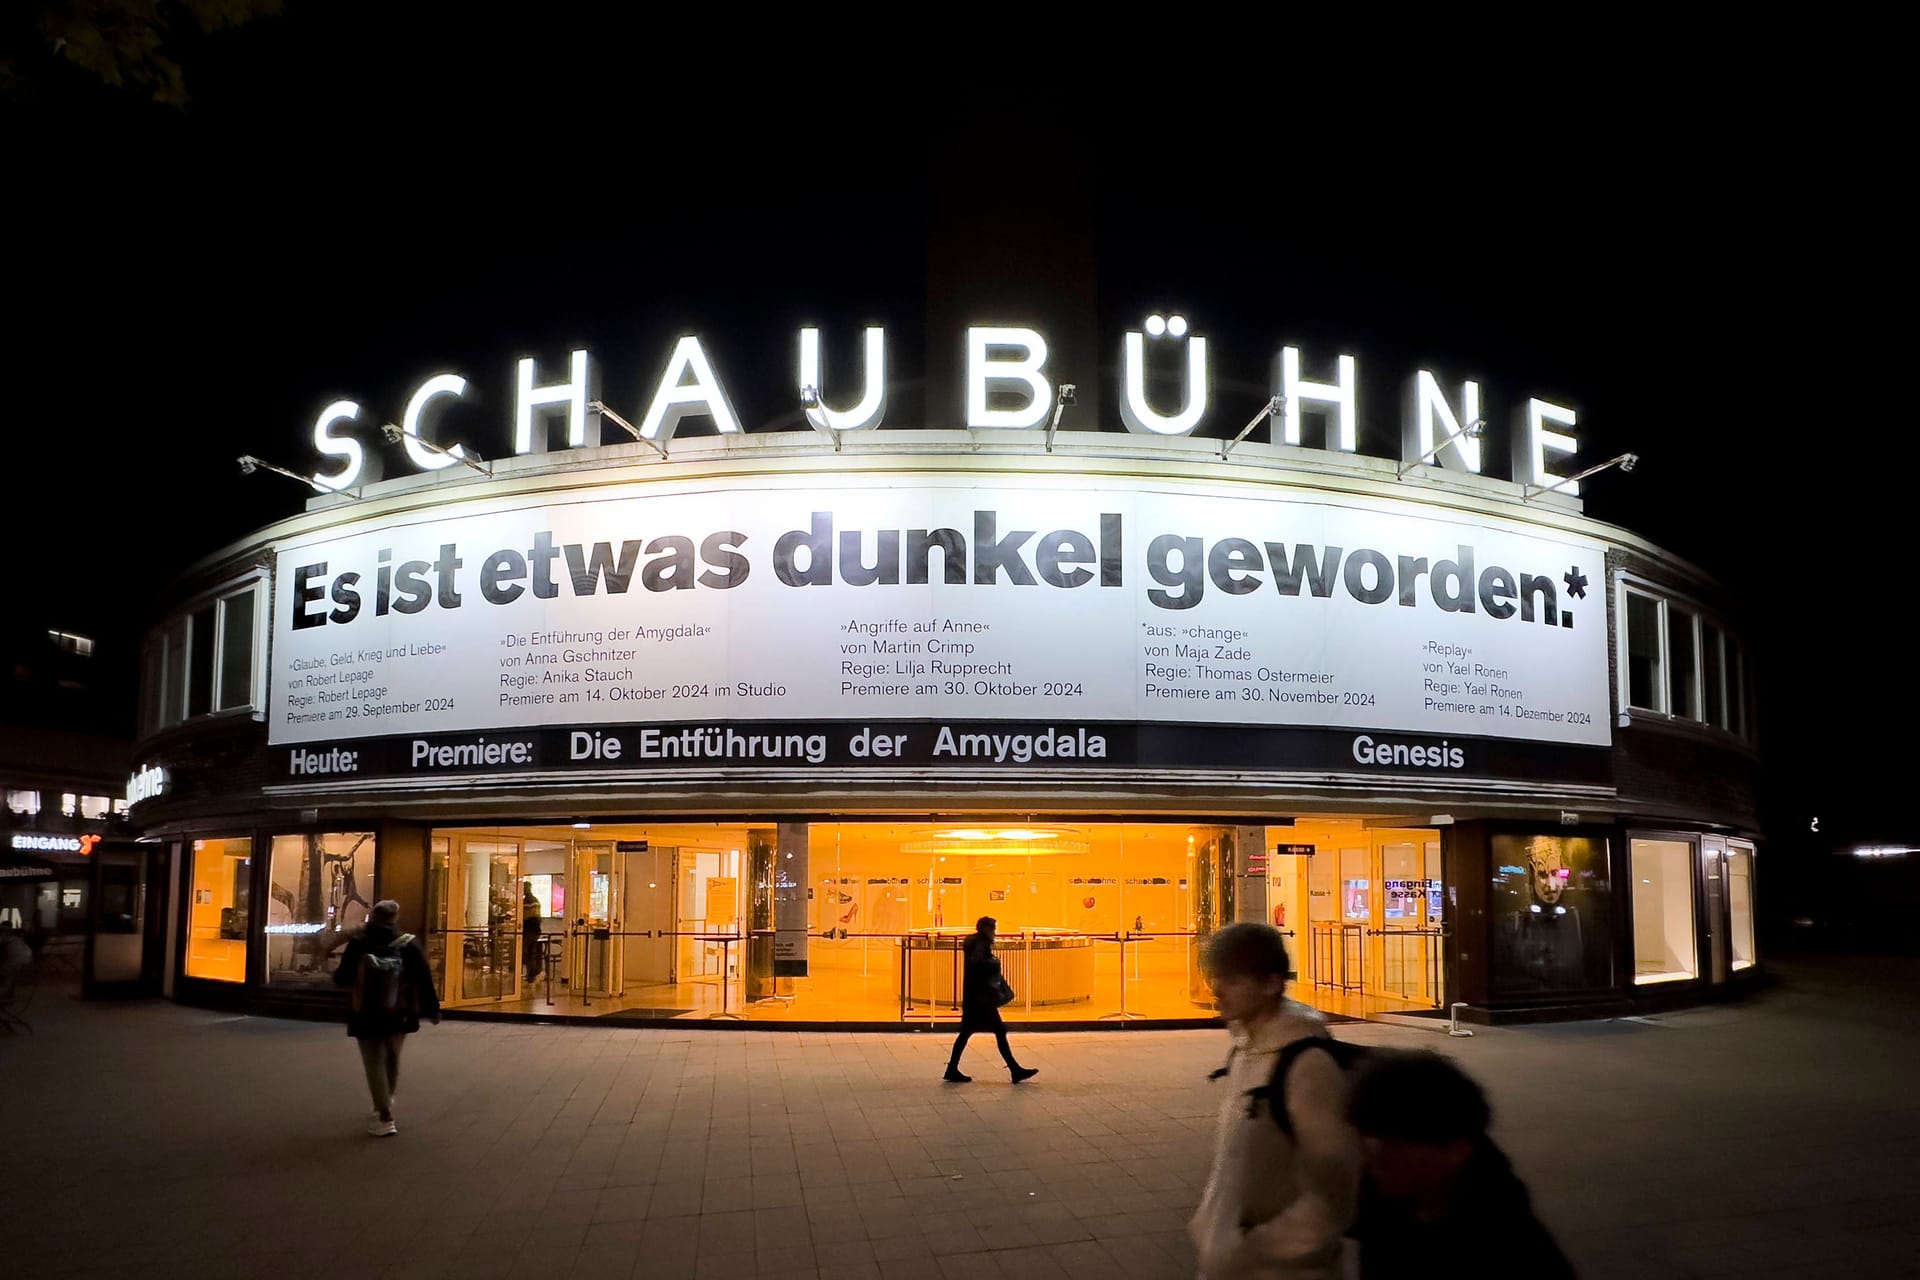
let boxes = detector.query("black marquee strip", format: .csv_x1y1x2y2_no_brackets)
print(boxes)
268,718,1608,786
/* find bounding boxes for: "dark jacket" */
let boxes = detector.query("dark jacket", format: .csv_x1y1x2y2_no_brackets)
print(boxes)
1349,1137,1574,1278
333,922,442,1039
958,933,1007,1030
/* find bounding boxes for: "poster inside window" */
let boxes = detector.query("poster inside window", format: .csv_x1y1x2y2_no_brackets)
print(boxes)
1490,834,1614,997
266,832,376,984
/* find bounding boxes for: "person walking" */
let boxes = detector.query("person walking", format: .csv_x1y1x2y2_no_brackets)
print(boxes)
1344,1050,1574,1278
521,882,544,987
1189,922,1361,1280
943,916,1038,1084
333,899,440,1136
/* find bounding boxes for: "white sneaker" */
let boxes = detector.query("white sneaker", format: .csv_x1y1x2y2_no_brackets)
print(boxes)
368,1117,397,1136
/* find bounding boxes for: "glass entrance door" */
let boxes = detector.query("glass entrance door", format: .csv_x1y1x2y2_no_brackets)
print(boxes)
447,839,521,1005
1296,821,1443,1015
678,846,734,1001
622,846,677,987
574,841,622,997
1373,835,1443,1006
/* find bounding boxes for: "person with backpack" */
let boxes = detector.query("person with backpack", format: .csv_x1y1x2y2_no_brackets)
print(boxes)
1190,922,1361,1280
942,917,1038,1084
1344,1050,1575,1278
332,898,440,1136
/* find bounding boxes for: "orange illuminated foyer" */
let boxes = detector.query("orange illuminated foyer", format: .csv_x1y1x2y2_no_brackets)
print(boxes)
424,818,1442,1023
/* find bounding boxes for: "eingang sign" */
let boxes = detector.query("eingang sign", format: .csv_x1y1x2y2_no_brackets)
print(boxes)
267,474,1609,784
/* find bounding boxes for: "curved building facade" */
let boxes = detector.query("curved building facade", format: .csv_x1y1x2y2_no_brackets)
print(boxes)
127,352,1761,1028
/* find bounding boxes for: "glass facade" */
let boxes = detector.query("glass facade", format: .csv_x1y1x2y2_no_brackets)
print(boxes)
402,818,1446,1022
154,814,1757,1021
184,837,252,982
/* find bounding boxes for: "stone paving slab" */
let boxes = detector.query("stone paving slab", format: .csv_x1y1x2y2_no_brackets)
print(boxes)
2,956,1916,1279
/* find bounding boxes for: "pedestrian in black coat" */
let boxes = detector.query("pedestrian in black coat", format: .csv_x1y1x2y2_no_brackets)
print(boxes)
332,899,441,1136
943,916,1038,1084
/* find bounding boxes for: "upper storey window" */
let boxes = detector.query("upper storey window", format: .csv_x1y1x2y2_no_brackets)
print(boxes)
1617,576,1750,741
140,578,264,737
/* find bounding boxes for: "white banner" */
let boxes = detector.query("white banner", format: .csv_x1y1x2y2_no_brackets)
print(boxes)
268,476,1610,747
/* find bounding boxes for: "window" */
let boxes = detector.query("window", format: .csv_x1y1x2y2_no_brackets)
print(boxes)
1727,845,1756,971
1668,605,1700,721
61,792,78,816
140,638,164,738
1625,592,1662,711
1489,834,1615,997
5,790,39,815
140,580,263,735
79,795,111,820
1617,576,1752,742
266,833,377,985
1702,621,1726,729
162,616,188,726
1730,643,1748,739
48,630,95,657
218,589,257,711
185,837,252,982
1631,838,1696,984
187,606,215,719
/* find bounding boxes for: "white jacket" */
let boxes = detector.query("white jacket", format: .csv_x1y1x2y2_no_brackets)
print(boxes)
1188,999,1362,1280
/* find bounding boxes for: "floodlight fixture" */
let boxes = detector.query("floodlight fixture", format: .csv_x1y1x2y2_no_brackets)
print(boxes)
1221,396,1285,459
379,422,493,477
237,455,361,500
588,399,668,459
1397,417,1487,478
1044,383,1077,453
1523,451,1640,501
798,384,848,451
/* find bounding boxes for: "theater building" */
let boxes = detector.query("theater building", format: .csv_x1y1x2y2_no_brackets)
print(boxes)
125,318,1761,1027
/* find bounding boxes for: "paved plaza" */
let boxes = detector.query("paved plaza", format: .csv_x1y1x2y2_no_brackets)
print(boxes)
3,956,1917,1279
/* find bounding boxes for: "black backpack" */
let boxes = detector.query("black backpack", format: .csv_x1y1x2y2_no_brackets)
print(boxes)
353,933,416,1016
1211,1034,1370,1139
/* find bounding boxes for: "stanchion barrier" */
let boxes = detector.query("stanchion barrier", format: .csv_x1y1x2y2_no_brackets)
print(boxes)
1369,926,1445,1007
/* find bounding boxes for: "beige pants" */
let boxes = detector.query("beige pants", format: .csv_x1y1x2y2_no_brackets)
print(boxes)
356,1033,407,1115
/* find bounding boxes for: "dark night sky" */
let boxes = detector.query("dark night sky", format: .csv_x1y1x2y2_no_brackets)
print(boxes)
4,5,1904,854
